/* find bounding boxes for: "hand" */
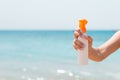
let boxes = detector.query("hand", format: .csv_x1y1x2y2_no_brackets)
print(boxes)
73,29,93,54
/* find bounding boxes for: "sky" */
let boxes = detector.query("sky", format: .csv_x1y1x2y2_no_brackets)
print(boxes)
0,0,120,30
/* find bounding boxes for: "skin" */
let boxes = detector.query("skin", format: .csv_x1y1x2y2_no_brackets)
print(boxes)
73,29,120,62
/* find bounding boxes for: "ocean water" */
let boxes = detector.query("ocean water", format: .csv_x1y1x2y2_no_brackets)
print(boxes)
0,30,120,80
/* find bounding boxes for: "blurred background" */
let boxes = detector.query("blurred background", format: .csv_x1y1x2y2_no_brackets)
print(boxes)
0,0,120,80
0,0,120,30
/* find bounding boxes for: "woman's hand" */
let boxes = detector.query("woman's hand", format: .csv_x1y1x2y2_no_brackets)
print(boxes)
73,29,120,62
73,29,93,56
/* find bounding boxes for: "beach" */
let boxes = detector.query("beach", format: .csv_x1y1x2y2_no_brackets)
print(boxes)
0,30,120,80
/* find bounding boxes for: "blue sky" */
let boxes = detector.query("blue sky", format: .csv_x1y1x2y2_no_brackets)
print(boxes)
0,0,120,30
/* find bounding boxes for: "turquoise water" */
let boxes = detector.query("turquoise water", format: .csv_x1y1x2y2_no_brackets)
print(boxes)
0,30,120,80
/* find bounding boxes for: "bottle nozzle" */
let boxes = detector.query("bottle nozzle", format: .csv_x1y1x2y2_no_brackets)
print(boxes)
79,19,88,33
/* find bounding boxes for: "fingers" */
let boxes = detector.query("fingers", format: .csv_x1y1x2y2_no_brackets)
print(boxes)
74,39,85,48
73,39,85,50
73,42,79,50
74,29,83,39
87,36,93,44
74,31,79,39
73,28,93,51
74,28,88,40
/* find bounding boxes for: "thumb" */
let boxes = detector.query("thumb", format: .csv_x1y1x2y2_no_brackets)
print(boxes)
87,36,93,46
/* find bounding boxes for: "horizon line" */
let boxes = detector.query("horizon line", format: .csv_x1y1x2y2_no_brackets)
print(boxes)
0,28,119,31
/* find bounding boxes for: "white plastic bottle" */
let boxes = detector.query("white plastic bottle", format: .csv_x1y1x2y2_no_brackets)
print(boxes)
77,34,88,65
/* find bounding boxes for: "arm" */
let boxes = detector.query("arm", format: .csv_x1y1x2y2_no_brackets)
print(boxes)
89,31,120,62
73,30,120,62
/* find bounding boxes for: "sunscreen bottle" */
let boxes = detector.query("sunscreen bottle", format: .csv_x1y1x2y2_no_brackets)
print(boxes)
77,19,88,65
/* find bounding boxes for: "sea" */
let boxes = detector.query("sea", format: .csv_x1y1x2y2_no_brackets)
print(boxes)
0,30,120,80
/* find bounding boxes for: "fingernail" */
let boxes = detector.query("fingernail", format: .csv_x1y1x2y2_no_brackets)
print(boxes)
82,34,88,39
79,30,83,34
82,44,86,48
80,48,84,50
